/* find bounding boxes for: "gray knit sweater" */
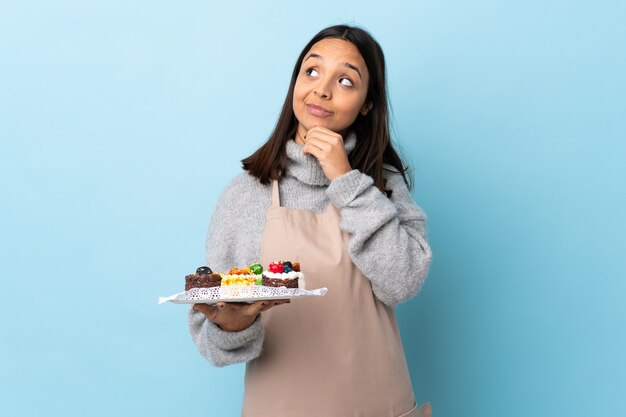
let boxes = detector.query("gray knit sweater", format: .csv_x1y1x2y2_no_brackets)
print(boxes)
188,132,432,367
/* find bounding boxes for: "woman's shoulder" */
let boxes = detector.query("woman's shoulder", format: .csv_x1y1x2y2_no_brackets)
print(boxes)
381,164,427,219
382,164,411,191
215,171,272,212
221,171,270,196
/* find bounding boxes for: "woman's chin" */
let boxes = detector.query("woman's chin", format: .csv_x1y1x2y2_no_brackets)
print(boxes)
296,119,349,137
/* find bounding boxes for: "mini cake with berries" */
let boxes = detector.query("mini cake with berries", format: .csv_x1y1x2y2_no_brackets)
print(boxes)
185,266,222,291
262,261,305,289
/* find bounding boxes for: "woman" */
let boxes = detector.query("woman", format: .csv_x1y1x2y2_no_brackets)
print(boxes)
189,24,433,417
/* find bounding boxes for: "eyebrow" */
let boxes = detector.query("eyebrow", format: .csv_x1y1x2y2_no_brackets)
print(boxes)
304,53,363,80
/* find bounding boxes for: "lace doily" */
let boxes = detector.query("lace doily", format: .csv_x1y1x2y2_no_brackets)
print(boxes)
159,286,327,304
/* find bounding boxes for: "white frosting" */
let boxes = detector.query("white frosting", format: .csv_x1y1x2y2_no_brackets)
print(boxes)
262,271,303,279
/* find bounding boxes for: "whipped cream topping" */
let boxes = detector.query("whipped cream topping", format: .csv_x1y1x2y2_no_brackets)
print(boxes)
262,271,303,279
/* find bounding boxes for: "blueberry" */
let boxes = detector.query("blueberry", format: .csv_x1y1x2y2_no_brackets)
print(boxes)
196,266,212,275
282,261,293,273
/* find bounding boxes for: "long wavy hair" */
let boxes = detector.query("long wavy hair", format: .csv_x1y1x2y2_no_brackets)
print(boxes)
242,24,412,194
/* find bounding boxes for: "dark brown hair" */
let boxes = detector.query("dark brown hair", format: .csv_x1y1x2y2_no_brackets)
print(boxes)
241,24,412,193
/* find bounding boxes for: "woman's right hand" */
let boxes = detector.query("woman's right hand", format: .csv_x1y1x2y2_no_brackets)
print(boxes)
192,300,289,332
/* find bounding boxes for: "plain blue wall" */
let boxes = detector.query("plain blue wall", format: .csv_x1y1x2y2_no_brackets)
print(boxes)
1,1,624,416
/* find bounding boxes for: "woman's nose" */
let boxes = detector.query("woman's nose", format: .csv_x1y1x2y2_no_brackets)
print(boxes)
313,79,332,99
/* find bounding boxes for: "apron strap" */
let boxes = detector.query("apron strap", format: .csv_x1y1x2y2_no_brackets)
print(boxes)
271,180,281,208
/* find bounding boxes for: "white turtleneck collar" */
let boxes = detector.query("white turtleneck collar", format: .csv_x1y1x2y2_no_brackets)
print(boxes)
284,130,357,186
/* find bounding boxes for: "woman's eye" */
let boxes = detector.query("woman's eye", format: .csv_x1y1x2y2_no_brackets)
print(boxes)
306,68,318,76
339,77,353,87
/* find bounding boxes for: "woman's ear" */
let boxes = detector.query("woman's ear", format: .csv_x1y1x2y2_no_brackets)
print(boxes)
360,102,373,116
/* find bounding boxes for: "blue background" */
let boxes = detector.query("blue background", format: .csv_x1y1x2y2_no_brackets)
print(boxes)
1,1,624,416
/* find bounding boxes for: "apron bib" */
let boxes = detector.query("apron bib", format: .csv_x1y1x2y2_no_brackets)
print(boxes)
242,181,422,417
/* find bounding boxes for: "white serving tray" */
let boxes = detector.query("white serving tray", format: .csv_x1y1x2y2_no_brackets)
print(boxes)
159,286,327,305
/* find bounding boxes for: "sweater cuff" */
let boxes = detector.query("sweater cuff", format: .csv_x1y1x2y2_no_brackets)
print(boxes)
326,169,373,208
208,314,263,351
190,309,264,351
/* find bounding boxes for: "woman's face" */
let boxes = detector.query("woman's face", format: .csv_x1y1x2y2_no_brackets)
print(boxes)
293,38,370,139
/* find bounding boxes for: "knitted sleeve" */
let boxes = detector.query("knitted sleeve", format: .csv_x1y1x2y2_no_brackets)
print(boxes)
325,168,432,306
188,173,267,366
188,310,264,367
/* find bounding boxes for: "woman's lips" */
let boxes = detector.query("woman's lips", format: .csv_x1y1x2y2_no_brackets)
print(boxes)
306,104,333,117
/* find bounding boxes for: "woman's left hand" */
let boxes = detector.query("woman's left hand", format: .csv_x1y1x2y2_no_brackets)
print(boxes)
302,126,352,181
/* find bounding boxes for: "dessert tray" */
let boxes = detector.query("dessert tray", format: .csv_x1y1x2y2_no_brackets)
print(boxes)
159,286,328,305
